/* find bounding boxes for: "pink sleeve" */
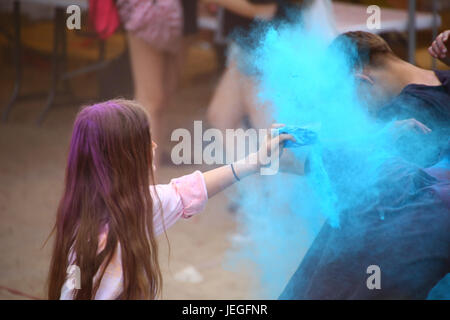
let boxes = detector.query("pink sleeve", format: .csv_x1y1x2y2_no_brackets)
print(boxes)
151,170,208,236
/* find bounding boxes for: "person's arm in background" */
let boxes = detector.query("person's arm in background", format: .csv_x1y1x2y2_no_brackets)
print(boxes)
428,30,450,66
201,0,277,20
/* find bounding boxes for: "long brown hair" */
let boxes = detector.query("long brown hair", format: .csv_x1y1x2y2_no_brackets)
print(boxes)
47,99,162,299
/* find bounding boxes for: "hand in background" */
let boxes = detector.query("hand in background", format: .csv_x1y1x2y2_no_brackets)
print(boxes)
390,119,432,139
428,30,450,66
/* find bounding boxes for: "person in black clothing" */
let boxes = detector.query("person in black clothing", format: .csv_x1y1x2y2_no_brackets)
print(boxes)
204,0,304,162
221,0,303,39
280,31,450,300
181,0,198,36
280,156,449,300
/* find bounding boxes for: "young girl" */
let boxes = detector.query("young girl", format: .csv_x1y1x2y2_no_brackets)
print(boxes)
47,99,292,300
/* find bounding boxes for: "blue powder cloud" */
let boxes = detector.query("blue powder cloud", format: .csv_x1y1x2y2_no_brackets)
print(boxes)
222,11,437,298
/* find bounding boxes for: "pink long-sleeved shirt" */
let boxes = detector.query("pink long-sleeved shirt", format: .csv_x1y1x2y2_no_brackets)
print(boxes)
60,171,208,299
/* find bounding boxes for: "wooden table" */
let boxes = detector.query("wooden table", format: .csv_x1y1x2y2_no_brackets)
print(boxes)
1,0,107,124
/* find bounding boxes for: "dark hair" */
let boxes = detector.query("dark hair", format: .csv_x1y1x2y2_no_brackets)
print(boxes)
332,31,395,70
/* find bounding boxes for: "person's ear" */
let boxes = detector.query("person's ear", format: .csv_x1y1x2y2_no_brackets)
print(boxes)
355,72,374,85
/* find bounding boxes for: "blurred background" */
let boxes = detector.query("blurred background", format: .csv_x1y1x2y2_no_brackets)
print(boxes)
0,0,449,299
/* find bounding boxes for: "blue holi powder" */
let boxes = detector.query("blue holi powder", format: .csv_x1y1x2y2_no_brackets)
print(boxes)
222,6,449,297
225,173,327,297
427,273,450,300
274,125,318,148
222,13,410,297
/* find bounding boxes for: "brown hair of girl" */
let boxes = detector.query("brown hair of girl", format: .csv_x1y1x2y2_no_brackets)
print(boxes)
47,99,162,299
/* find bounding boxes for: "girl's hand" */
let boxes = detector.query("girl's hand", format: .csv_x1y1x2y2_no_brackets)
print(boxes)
248,124,296,172
202,124,295,198
428,30,450,66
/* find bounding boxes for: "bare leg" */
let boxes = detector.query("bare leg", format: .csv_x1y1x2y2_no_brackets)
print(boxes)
241,75,274,129
207,60,248,162
164,37,190,104
207,60,246,132
165,35,195,98
127,33,167,166
207,57,275,162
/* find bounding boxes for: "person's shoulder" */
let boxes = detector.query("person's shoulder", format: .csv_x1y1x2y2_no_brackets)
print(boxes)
377,79,450,124
435,69,450,91
435,69,450,81
376,91,418,121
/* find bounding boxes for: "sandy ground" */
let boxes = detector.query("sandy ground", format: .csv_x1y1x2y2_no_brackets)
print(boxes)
0,42,259,300
1,16,448,300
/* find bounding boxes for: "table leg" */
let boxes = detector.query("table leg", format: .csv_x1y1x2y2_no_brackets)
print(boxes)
61,15,71,96
408,0,416,65
2,0,22,122
37,7,65,125
431,0,438,70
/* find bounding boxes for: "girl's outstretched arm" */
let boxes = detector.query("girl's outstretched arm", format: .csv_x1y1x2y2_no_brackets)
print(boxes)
203,129,295,198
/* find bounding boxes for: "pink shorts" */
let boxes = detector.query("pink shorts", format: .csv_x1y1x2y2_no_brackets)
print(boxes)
116,0,183,53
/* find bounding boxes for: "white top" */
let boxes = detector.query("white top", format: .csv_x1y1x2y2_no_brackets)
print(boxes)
60,171,208,300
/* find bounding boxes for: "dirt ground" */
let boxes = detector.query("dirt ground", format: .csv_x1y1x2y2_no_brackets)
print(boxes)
1,12,448,300
0,38,260,300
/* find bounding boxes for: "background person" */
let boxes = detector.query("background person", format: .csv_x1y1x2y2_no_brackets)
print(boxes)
116,0,198,167
204,0,305,162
